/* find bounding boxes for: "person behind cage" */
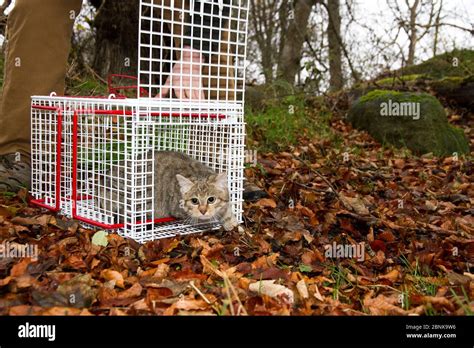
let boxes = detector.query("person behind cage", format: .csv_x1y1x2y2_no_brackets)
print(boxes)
0,0,266,198
153,0,235,101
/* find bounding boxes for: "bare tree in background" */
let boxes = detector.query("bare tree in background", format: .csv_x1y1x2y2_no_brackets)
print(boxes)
0,0,12,48
432,0,443,56
326,0,343,91
277,0,318,84
90,0,139,78
249,0,291,83
386,0,438,66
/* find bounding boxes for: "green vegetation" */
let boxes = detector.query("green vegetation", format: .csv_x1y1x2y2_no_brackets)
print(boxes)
400,255,439,297
66,75,108,96
376,74,425,86
246,93,334,152
358,89,434,104
429,75,473,90
398,49,474,79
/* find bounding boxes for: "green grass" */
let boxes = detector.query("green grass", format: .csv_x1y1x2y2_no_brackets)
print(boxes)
66,75,108,96
450,287,473,315
326,264,354,301
245,94,334,152
399,254,438,297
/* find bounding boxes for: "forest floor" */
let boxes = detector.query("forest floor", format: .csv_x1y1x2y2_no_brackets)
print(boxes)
0,96,472,316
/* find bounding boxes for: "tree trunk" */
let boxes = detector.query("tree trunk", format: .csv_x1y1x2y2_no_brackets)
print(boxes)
277,0,316,85
327,0,343,91
406,0,420,66
91,0,139,79
432,0,443,56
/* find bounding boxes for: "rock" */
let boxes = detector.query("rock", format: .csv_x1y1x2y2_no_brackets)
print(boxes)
245,80,296,112
428,75,474,109
347,90,469,156
362,49,474,108
245,85,267,111
396,49,474,79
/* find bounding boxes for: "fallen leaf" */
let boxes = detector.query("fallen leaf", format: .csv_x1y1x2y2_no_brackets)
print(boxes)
91,231,109,247
249,280,294,304
257,198,277,209
117,283,143,299
379,269,399,283
364,293,422,315
100,269,125,288
340,194,370,216
312,284,324,302
296,279,309,299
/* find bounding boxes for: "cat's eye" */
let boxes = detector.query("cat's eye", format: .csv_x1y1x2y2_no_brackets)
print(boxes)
207,197,216,204
191,198,199,205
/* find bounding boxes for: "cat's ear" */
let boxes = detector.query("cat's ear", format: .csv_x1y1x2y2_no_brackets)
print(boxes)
176,174,194,194
215,172,228,191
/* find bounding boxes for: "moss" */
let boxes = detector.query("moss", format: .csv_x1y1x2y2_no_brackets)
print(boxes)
376,74,424,86
245,81,299,112
358,89,439,105
398,49,474,79
348,90,469,157
429,75,473,90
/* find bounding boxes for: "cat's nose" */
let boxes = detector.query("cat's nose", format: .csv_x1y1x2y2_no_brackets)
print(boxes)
199,206,207,215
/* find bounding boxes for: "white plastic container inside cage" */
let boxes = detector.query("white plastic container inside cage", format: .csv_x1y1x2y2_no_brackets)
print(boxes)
30,0,249,243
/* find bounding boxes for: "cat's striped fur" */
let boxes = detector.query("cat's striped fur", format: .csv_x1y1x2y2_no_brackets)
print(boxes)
99,151,237,231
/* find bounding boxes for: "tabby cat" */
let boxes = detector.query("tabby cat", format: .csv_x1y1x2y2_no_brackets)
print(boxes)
99,151,238,231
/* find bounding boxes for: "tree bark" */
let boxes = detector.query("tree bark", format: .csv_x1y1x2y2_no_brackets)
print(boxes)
91,0,139,78
406,0,420,66
327,0,343,91
277,0,316,85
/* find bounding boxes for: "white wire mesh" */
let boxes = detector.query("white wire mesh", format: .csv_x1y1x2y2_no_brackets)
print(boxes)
30,0,248,243
31,97,245,242
138,0,249,103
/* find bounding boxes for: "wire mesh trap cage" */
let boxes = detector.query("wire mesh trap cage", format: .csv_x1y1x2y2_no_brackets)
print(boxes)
30,0,249,242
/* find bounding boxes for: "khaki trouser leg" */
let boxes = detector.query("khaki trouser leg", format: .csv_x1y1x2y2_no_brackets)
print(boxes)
0,0,83,158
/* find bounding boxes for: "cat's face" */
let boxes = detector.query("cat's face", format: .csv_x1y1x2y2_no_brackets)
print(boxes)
176,172,230,222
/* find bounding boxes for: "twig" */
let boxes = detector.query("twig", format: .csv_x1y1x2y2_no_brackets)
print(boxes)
84,62,108,85
189,280,222,315
189,280,211,305
222,276,235,316
292,181,328,193
224,276,248,316
200,255,247,315
293,155,342,201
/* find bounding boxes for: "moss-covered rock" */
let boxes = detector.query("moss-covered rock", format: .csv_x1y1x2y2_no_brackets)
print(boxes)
365,49,474,108
348,90,470,156
375,74,426,87
245,80,297,112
428,75,474,108
397,49,474,79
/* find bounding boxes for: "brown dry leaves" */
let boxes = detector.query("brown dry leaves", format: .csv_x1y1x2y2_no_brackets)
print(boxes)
0,111,472,316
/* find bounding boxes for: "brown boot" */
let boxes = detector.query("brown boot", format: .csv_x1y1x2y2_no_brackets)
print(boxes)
0,154,31,192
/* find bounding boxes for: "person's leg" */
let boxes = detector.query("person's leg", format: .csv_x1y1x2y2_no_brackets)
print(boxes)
0,0,82,191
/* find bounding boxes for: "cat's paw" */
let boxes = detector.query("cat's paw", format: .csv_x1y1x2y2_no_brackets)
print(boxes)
222,216,238,231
